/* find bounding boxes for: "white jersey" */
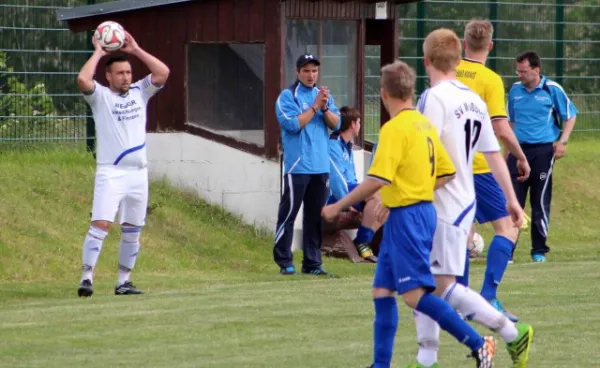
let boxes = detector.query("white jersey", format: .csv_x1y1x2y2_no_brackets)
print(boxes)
83,75,162,168
417,80,500,230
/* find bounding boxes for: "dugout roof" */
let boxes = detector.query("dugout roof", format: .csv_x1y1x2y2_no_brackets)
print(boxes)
57,0,420,21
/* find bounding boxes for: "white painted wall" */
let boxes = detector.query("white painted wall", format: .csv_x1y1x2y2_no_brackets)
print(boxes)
146,132,374,252
146,132,281,232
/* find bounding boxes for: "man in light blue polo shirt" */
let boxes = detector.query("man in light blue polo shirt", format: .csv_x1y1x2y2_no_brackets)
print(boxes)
507,50,577,263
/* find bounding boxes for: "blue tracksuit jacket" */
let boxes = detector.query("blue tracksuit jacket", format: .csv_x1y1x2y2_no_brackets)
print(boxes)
328,132,358,202
275,81,341,175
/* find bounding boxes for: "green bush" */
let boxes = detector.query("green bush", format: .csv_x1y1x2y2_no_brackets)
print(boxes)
0,51,84,140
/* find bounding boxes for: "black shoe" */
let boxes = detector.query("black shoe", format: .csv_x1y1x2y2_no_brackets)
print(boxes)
301,266,335,278
115,281,144,295
355,242,378,263
78,279,93,297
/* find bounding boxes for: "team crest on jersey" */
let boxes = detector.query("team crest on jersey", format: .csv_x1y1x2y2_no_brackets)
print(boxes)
342,152,349,161
302,102,310,111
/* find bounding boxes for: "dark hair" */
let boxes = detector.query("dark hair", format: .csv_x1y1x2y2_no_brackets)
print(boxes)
339,106,361,132
105,55,129,70
515,51,541,70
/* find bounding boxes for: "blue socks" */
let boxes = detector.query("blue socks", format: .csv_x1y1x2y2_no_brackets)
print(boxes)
481,235,514,300
373,297,398,367
416,292,484,352
355,225,375,245
371,293,485,366
456,248,470,287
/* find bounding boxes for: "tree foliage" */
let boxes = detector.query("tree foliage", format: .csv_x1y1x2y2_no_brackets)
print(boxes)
1,0,599,138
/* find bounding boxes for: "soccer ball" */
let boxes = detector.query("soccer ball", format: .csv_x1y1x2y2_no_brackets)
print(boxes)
469,232,485,256
94,21,126,51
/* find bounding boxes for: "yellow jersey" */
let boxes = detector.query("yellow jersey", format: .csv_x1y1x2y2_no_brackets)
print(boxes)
368,109,455,208
456,58,507,174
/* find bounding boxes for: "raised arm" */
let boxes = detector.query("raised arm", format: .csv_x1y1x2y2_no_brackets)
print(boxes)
77,37,107,94
276,89,319,133
121,32,170,87
322,91,341,131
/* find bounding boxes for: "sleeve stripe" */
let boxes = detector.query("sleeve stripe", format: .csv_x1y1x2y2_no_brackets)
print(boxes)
546,80,573,119
276,96,291,120
490,115,507,121
437,172,456,179
417,88,430,113
142,75,152,89
329,157,349,193
367,175,391,185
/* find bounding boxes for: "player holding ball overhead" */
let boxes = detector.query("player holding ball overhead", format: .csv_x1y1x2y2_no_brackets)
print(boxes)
76,22,169,297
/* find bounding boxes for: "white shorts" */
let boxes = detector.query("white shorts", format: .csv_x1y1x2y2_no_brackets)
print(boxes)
430,219,469,276
91,166,149,226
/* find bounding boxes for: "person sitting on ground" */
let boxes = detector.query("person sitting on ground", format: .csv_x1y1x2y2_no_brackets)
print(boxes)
325,106,386,263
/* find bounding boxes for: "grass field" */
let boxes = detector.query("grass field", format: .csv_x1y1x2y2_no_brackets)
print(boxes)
1,141,600,367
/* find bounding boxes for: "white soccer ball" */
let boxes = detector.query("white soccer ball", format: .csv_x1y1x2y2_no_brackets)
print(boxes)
469,232,485,255
94,21,126,51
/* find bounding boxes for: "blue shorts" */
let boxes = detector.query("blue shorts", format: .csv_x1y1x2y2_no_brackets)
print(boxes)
373,201,437,295
474,173,509,224
328,182,364,212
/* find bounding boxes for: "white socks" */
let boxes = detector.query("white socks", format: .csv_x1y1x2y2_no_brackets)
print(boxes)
414,282,519,366
81,226,108,282
117,225,141,285
414,311,440,366
442,283,518,342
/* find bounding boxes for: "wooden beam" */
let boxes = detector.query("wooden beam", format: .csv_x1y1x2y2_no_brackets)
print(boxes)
264,0,284,160
356,19,365,148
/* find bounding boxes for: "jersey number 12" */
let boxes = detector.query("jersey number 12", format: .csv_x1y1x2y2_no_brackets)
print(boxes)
464,119,482,161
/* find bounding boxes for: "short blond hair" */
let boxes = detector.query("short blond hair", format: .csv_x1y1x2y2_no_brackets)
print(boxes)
423,28,462,73
464,19,493,52
380,60,416,101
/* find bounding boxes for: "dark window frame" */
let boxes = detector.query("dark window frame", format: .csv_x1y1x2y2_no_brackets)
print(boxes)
284,18,364,148
184,41,267,157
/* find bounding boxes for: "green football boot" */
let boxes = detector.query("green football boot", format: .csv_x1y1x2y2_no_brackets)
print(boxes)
506,322,534,368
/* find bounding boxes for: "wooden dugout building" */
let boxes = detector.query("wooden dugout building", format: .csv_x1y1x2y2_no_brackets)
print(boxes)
57,0,420,160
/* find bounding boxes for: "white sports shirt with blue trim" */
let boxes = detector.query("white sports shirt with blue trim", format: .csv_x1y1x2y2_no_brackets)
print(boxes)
417,80,500,230
83,75,162,168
